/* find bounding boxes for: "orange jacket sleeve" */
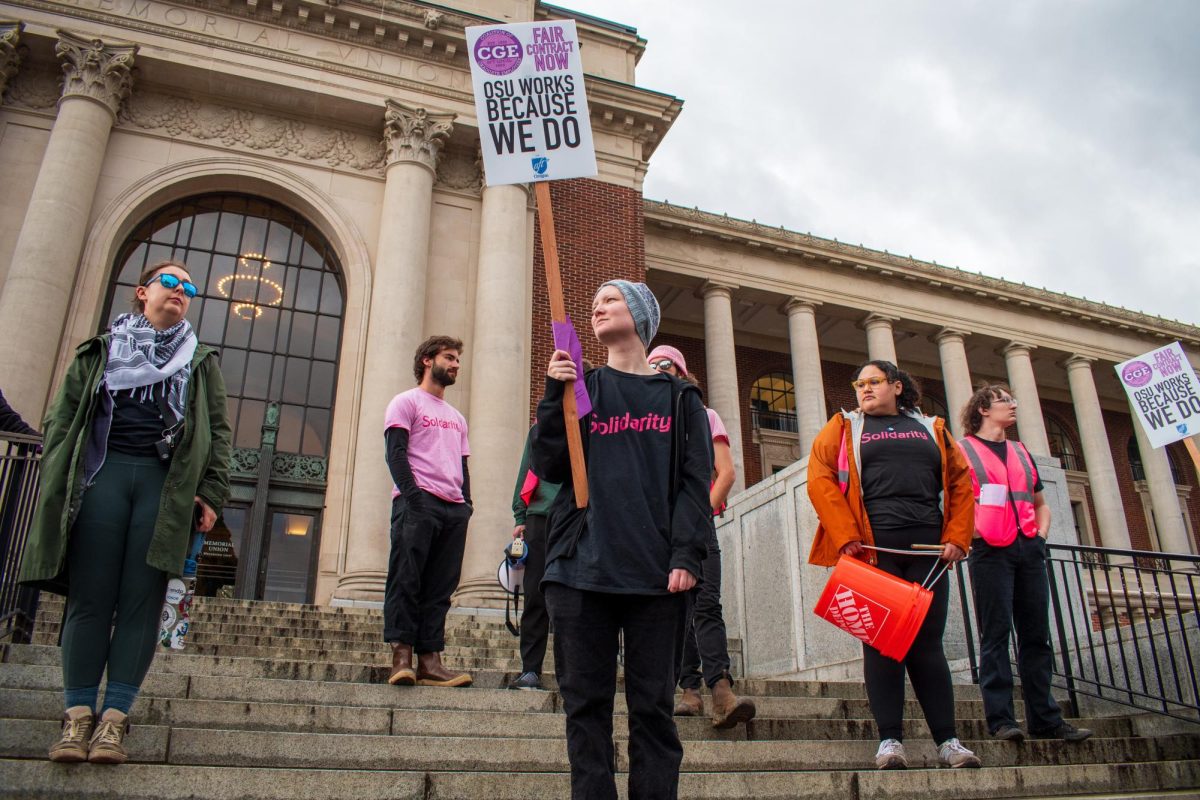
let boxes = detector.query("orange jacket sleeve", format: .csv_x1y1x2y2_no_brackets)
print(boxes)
939,423,976,552
807,414,864,565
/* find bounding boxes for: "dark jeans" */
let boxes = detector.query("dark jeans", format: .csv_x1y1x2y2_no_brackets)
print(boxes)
62,454,169,697
863,528,957,744
519,514,550,675
679,529,731,690
383,491,471,652
968,535,1063,734
546,584,688,800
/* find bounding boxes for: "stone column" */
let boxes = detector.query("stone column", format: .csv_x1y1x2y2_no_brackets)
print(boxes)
702,281,745,492
334,101,453,603
934,329,973,438
0,21,23,99
1065,355,1132,551
0,30,135,420
1131,411,1192,555
863,313,898,365
783,297,826,452
1001,342,1052,456
457,182,531,606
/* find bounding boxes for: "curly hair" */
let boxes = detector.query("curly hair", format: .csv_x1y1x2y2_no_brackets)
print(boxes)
961,383,1013,436
412,335,463,383
855,360,922,413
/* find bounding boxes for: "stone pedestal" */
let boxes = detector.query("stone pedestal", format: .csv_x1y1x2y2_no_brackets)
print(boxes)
0,30,135,420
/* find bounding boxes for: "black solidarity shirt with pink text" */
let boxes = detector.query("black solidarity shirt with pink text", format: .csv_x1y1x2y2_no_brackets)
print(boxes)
859,413,944,533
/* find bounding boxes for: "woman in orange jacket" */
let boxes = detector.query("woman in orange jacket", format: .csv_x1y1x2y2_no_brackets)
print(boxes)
808,360,978,770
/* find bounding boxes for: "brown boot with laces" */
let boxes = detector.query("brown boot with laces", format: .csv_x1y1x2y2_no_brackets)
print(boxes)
673,687,704,716
48,706,94,762
87,709,130,764
388,642,416,685
710,677,756,729
416,651,472,687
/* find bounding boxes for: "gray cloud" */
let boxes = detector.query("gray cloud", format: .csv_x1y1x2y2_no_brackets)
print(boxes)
573,0,1200,324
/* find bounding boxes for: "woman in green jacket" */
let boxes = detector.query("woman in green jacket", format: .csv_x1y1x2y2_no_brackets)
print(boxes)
20,259,231,764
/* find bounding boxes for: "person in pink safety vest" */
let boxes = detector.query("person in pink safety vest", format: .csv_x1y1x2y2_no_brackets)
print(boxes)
959,384,1091,744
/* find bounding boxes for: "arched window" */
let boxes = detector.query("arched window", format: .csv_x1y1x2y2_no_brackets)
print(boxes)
1046,416,1082,472
1127,437,1185,484
105,194,345,458
750,372,797,433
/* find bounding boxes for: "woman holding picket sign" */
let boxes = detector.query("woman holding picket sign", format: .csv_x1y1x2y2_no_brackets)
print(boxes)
20,260,230,765
807,360,979,770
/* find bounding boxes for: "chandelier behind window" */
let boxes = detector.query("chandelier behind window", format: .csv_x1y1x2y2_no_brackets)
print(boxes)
217,252,284,319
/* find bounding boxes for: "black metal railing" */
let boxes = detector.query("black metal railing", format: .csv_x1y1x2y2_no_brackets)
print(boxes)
750,409,799,434
957,542,1200,723
0,432,42,643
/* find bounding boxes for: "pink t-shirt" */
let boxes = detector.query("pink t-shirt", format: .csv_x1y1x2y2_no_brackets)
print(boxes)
385,388,470,502
706,407,729,444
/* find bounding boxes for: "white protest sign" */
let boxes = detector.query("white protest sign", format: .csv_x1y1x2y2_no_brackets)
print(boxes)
1115,341,1200,448
465,20,597,186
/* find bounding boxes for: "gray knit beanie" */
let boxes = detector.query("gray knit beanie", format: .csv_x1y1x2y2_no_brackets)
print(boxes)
599,280,660,348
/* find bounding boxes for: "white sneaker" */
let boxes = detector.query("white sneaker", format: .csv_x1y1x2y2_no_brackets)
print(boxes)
875,738,907,769
938,737,981,768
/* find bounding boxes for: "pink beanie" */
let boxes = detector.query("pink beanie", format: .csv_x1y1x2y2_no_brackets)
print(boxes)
647,345,688,376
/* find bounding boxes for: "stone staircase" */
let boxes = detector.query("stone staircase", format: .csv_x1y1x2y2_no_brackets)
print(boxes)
1,595,1198,799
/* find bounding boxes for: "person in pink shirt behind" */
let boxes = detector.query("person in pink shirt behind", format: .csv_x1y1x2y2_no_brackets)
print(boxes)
383,335,473,688
648,345,755,729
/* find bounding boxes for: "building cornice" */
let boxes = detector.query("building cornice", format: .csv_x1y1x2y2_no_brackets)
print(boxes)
643,199,1200,347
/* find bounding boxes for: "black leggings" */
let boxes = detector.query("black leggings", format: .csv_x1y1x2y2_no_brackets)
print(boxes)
862,528,957,744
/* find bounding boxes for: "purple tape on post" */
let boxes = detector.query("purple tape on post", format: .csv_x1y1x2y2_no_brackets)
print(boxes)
551,315,592,418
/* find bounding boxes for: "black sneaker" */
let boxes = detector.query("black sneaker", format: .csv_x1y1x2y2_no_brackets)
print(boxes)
1033,721,1093,742
992,724,1026,743
509,671,543,690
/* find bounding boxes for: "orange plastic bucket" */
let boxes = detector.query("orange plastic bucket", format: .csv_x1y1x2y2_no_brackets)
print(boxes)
813,555,934,662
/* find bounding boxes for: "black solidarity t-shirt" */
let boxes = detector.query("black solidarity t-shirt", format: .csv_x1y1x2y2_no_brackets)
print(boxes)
533,366,711,595
859,413,944,535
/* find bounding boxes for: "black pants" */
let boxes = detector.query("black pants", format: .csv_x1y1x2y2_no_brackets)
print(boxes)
678,529,731,690
968,535,1063,734
383,491,471,652
546,584,688,800
863,528,957,744
62,454,169,697
519,514,550,675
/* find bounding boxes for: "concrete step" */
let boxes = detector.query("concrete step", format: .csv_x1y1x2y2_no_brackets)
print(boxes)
3,716,1193,773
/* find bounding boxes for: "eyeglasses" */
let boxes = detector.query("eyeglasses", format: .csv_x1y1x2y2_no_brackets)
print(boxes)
851,376,893,391
146,273,198,298
650,359,675,372
993,396,1018,406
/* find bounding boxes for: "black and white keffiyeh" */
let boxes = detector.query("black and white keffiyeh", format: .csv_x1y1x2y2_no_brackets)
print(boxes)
105,313,198,421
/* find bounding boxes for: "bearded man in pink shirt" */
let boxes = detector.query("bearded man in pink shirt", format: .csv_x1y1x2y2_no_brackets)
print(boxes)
383,335,474,688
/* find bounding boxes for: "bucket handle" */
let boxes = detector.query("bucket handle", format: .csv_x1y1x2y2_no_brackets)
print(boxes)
860,544,953,590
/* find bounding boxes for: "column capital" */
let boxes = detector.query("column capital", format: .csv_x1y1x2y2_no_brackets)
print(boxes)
383,99,454,173
781,296,821,316
1,21,24,100
55,29,137,118
932,327,970,345
861,312,897,331
1000,341,1036,358
1064,353,1096,371
697,279,738,299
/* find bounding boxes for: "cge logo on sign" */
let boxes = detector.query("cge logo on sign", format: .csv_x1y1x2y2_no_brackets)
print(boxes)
473,29,523,75
1121,360,1154,388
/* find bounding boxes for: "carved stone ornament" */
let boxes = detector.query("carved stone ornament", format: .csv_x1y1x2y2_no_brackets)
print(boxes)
436,148,482,192
120,90,386,173
230,447,261,476
423,9,443,30
0,21,23,100
55,29,137,117
271,453,328,484
383,99,453,171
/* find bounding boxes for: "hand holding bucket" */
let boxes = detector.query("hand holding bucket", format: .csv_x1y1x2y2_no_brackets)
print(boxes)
813,546,951,662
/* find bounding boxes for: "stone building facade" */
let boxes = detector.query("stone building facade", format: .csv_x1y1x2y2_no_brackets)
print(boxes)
1,0,1196,610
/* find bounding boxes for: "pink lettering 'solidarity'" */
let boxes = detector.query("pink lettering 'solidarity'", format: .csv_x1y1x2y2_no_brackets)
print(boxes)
589,412,672,436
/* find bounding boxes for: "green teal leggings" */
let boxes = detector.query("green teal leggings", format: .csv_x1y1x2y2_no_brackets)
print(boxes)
62,453,169,696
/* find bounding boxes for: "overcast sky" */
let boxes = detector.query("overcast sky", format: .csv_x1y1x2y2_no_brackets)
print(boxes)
569,1,1200,326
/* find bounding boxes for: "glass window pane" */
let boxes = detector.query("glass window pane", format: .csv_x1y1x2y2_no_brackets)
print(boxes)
150,218,179,244
282,357,310,404
302,408,329,456
319,273,343,315
314,316,339,361
240,215,268,257
119,244,147,281
243,352,272,399
289,312,315,358
223,306,251,350
300,238,324,268
189,212,219,251
197,299,229,345
308,361,334,408
220,348,247,396
295,269,321,312
277,404,303,452
147,243,174,264
183,251,211,290
250,307,280,353
266,221,292,264
215,212,244,255
236,400,265,448
269,355,286,399
263,511,315,604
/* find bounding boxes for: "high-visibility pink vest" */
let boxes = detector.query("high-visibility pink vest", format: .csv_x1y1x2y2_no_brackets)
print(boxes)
957,436,1039,547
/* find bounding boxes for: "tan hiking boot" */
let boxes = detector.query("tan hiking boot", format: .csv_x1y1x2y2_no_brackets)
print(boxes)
416,651,472,687
673,687,704,716
388,642,416,686
710,677,756,729
48,706,94,762
87,709,129,764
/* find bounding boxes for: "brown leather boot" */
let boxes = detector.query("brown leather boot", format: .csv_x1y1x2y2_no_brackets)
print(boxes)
673,687,703,716
388,642,416,686
710,677,756,729
48,706,93,762
416,651,472,687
